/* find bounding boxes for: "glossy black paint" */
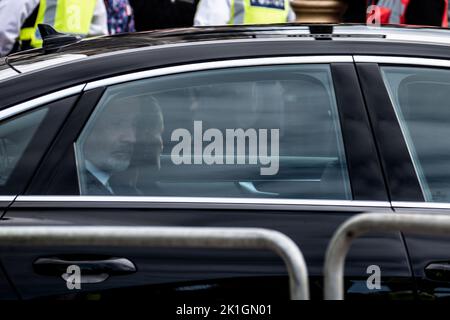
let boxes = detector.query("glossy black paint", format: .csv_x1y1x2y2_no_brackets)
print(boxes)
331,63,387,201
356,63,424,202
392,207,450,300
0,262,18,300
0,205,413,300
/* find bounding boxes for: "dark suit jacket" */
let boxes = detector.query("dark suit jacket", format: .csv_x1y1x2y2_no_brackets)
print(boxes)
84,171,114,195
83,169,161,196
84,170,144,196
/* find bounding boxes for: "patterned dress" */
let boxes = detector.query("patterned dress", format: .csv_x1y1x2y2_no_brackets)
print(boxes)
104,0,136,35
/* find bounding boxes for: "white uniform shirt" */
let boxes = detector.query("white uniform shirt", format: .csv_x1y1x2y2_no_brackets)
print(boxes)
0,0,39,57
0,0,108,57
194,0,296,26
89,0,109,36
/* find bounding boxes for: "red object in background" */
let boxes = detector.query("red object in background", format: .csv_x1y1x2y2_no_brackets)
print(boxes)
379,6,392,24
442,0,448,27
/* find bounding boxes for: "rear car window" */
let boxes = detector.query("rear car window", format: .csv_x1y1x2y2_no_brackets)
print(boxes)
382,66,450,202
0,108,48,186
74,64,352,200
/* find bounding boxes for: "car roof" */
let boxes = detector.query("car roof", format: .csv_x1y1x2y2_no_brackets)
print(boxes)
5,23,450,74
4,23,450,112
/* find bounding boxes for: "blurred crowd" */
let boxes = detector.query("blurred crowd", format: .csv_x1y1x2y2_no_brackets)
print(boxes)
1,0,449,57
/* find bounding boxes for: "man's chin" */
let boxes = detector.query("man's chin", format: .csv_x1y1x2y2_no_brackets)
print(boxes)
105,159,131,173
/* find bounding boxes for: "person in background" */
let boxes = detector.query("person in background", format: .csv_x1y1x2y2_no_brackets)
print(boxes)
0,0,39,56
103,0,135,35
0,0,108,57
194,0,296,26
370,0,408,24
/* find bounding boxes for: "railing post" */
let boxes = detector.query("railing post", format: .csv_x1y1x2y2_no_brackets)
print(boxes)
324,212,450,300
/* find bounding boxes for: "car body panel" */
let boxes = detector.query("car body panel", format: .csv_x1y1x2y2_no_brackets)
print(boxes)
1,202,412,300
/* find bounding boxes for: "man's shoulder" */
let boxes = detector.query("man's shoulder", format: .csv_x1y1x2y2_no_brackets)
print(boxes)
83,170,111,195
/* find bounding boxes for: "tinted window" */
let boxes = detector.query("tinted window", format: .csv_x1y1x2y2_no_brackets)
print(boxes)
382,66,450,202
75,65,351,199
0,108,48,186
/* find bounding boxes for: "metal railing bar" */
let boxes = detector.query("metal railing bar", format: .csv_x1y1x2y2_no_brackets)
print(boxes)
324,212,450,300
0,226,309,300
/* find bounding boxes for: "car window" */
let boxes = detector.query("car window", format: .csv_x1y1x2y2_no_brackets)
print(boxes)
74,64,352,199
0,108,48,186
382,66,450,202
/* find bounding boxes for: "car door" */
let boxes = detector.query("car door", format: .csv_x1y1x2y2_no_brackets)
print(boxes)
0,88,80,299
356,55,450,300
0,55,414,300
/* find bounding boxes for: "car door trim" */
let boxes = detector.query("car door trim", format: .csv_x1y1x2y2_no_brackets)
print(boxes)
393,201,450,210
0,84,86,122
354,55,450,68
14,196,391,210
0,196,15,202
84,56,354,90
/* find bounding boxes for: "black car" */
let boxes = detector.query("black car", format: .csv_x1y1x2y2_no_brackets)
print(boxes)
1,24,450,300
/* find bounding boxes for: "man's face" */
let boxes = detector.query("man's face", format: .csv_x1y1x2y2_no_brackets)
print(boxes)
84,98,139,174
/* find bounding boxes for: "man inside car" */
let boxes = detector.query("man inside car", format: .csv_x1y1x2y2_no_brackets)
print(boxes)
80,95,164,195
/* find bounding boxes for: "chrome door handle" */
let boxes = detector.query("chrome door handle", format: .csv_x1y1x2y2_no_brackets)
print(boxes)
33,256,136,283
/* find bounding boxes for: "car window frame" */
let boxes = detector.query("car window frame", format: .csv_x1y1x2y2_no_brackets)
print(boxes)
355,55,450,206
24,56,389,206
0,87,83,196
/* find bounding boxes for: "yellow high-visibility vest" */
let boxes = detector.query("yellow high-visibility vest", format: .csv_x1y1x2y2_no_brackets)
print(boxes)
20,0,97,48
229,0,290,25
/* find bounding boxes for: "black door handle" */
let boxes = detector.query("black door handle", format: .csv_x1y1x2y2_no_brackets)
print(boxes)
425,262,450,282
33,256,136,283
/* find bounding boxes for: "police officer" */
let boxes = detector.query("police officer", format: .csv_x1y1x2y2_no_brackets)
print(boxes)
0,0,108,56
194,0,296,26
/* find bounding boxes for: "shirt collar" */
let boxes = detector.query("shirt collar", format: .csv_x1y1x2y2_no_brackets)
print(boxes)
85,160,111,188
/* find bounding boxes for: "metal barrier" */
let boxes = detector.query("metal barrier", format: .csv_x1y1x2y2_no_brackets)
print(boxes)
324,212,450,300
0,226,309,300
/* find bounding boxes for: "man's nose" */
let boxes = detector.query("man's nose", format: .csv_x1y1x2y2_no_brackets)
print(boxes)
121,126,137,144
